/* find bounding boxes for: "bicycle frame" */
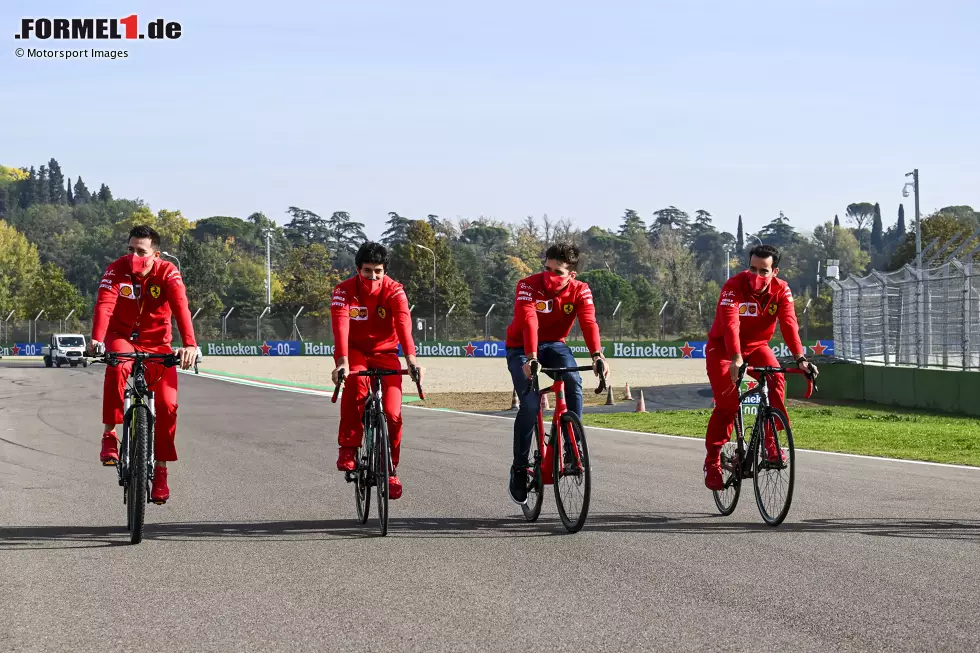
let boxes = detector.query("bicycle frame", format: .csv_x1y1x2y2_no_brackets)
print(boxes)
532,379,583,484
730,366,816,478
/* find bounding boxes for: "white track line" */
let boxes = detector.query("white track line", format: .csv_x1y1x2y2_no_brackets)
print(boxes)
186,370,980,472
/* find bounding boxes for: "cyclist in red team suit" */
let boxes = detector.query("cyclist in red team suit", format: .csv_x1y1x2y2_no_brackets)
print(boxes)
89,225,197,504
703,244,817,491
330,242,423,500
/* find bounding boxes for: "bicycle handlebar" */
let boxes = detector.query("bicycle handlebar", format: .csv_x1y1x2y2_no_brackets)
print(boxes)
737,364,819,400
84,351,181,368
523,358,608,397
331,367,426,403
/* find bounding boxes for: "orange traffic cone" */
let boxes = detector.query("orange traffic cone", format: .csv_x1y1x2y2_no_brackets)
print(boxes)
623,383,633,401
511,390,519,410
605,385,615,405
635,390,646,413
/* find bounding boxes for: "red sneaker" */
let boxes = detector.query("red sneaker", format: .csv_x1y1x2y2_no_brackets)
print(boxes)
100,432,119,466
704,462,724,491
765,446,788,465
388,474,402,500
337,447,358,471
151,467,169,504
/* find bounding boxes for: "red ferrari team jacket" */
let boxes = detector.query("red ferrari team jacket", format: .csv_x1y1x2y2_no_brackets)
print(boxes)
504,272,601,355
330,275,417,360
707,271,803,358
92,256,197,348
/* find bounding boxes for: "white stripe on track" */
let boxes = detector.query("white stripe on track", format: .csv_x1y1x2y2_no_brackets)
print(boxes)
185,370,980,472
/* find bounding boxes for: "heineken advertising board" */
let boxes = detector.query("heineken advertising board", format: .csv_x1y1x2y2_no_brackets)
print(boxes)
199,339,834,358
0,343,44,356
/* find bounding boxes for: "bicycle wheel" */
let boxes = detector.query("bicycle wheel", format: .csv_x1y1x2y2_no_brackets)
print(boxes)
521,424,544,522
752,408,795,526
354,422,372,525
128,405,150,544
374,411,391,537
553,412,591,533
712,441,742,516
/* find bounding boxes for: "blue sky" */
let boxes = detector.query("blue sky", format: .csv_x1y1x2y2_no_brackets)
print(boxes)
2,0,978,241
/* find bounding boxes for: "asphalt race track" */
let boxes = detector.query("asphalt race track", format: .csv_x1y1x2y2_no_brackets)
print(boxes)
2,361,979,653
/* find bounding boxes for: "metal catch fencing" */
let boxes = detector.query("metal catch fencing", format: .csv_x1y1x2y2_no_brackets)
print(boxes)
829,258,980,369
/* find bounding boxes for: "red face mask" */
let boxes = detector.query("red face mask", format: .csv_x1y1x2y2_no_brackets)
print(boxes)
129,253,154,277
748,272,771,294
543,272,567,296
360,275,383,296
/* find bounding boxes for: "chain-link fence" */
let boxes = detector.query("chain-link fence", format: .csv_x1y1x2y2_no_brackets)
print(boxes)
829,258,980,369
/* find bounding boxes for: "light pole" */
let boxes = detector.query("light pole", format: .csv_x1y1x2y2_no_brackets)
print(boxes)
415,244,437,341
903,169,921,268
724,247,732,279
484,304,496,341
264,228,272,307
162,251,181,272
747,234,763,249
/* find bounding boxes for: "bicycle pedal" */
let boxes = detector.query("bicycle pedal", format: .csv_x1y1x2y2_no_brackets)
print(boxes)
102,460,117,467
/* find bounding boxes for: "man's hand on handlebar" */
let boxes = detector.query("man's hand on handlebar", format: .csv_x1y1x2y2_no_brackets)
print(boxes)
797,357,819,380
87,340,105,357
175,347,196,370
405,354,424,386
591,352,609,379
331,357,349,386
522,357,540,380
730,354,745,386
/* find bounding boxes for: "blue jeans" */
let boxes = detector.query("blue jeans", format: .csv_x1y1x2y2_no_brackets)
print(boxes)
506,342,583,467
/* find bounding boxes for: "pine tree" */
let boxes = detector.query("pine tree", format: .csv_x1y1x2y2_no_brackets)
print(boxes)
97,183,112,202
73,177,92,204
834,214,840,228
66,177,74,205
381,212,413,246
871,202,883,252
897,204,906,237
736,215,744,252
618,209,646,239
20,166,37,208
47,158,66,204
37,166,51,204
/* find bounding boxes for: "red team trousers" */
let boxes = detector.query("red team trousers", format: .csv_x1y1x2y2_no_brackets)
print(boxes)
102,334,180,462
338,350,404,467
704,343,787,460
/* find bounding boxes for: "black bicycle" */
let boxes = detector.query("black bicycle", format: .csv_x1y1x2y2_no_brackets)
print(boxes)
89,350,180,544
712,364,817,526
331,366,424,536
521,360,606,533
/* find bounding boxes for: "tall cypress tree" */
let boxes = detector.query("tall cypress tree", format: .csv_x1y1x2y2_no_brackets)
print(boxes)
73,177,92,204
871,202,883,252
66,177,74,205
20,166,37,208
97,183,112,202
37,166,50,204
47,158,66,204
897,204,906,238
834,214,840,228
736,214,744,252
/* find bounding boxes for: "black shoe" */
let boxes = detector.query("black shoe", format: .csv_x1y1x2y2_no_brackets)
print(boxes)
508,464,528,505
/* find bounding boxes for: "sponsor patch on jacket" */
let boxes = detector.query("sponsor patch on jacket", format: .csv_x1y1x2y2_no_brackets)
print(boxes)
768,303,778,315
534,299,553,313
349,306,369,321
563,303,575,315
377,306,387,319
149,285,162,299
737,302,759,317
119,283,140,299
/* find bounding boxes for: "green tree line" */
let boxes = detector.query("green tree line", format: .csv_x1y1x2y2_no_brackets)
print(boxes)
2,158,976,341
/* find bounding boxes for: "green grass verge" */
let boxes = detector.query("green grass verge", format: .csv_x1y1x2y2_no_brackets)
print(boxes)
581,404,980,467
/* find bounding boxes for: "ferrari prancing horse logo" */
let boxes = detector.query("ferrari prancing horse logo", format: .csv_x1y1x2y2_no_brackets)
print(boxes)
149,285,161,299
768,303,778,315
377,306,387,319
563,303,574,315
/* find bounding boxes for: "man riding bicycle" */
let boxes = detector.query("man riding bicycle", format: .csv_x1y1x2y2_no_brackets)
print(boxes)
504,243,609,505
703,244,817,491
331,242,423,500
88,225,198,503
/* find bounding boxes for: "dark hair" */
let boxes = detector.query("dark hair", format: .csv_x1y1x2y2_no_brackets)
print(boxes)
355,242,390,269
544,242,581,271
749,243,781,268
129,225,161,249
